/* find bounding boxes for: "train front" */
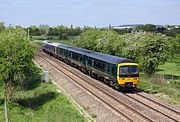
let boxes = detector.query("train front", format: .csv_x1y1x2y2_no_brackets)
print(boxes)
117,63,139,88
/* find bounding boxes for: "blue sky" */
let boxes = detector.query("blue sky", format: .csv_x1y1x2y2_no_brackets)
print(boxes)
0,0,180,27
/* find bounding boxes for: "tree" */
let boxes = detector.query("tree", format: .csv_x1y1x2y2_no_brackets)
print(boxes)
0,28,35,101
175,34,180,53
27,25,40,36
38,24,50,36
0,21,5,32
136,24,156,32
121,32,174,75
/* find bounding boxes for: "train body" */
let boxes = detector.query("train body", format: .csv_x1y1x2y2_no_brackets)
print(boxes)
42,41,140,89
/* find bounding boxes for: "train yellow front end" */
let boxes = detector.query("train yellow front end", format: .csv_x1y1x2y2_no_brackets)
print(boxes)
117,63,139,88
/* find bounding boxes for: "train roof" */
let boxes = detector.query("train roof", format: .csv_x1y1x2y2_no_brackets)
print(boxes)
42,40,60,47
58,44,135,65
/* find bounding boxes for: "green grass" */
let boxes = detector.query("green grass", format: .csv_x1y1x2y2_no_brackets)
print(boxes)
157,53,180,77
0,78,87,122
32,36,60,40
139,75,180,106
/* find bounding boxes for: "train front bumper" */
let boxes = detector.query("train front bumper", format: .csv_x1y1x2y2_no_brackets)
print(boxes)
118,77,139,87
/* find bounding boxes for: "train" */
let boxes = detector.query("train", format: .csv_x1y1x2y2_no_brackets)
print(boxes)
42,40,140,89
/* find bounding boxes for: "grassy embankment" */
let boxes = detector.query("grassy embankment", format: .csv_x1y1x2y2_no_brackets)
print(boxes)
157,53,180,77
0,65,88,122
139,53,180,106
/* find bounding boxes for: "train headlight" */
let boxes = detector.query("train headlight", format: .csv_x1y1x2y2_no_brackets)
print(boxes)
133,78,138,80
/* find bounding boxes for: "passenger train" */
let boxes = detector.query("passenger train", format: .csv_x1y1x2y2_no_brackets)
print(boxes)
42,40,140,89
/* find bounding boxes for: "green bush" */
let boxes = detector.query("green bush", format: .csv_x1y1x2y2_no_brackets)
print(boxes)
74,29,175,76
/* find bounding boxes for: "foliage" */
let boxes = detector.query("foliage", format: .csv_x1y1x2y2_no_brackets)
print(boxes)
27,25,41,36
135,24,157,32
0,28,35,101
38,24,50,36
0,21,5,32
175,34,180,53
139,75,180,106
113,28,132,34
0,81,87,122
27,25,82,37
164,27,180,37
122,32,174,75
74,29,174,75
157,53,180,77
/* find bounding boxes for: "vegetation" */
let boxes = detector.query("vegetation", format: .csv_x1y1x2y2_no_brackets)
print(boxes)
0,28,35,102
135,24,157,32
27,25,82,38
0,27,88,121
0,22,5,32
74,29,175,76
139,75,180,106
157,53,180,77
0,70,87,122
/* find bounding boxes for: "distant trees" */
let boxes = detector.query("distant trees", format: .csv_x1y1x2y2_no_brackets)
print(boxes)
0,21,5,32
74,29,175,76
135,24,156,32
175,34,180,53
27,25,41,36
38,24,50,36
27,25,82,38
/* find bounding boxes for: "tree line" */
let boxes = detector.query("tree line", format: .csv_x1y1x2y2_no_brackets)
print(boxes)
113,24,180,37
27,25,82,39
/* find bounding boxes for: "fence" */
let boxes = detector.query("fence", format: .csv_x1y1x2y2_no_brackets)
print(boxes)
154,74,180,80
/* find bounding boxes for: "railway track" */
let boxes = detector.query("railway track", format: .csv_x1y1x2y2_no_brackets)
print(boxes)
124,93,180,122
37,51,180,122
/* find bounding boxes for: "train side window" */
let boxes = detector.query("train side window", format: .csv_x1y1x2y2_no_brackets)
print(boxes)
99,62,104,70
111,66,115,74
94,60,98,68
92,59,94,66
88,58,91,65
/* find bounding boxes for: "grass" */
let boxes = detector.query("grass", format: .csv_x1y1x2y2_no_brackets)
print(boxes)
157,53,180,77
139,75,180,107
0,70,87,122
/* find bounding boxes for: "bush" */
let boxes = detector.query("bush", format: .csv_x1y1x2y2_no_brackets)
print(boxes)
0,28,35,101
74,29,174,76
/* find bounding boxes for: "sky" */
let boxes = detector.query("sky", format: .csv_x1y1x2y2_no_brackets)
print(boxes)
0,0,180,27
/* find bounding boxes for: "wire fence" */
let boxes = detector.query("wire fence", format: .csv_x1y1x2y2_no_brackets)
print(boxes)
154,74,180,80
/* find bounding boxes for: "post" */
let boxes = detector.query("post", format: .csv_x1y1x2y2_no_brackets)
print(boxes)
4,83,8,122
4,98,8,122
44,71,49,82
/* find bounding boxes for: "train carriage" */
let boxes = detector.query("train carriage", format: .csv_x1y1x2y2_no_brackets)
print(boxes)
42,41,59,56
42,41,140,89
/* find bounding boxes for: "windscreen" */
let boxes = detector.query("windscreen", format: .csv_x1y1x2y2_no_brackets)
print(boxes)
120,65,139,77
